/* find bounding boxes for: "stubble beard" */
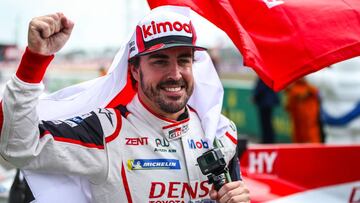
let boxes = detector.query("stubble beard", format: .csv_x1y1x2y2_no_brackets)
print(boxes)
139,70,193,114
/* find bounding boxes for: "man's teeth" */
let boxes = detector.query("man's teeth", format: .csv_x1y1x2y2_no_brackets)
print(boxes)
164,87,181,92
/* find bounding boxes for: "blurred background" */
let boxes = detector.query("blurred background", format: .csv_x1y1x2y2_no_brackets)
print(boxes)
1,0,359,202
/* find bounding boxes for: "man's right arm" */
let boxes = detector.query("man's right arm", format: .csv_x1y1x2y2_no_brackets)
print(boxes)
0,13,111,184
0,63,112,183
0,12,75,166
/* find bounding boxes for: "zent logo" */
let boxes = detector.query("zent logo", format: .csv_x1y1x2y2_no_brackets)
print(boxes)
125,137,148,146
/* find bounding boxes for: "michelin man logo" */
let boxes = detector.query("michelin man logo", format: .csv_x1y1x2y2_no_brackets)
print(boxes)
132,161,142,169
263,0,284,9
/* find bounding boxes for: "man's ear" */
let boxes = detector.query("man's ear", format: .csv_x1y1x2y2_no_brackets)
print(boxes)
129,64,140,83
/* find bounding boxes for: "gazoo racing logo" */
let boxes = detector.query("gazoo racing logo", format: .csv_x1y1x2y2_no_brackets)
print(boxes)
169,127,182,139
168,124,189,140
163,122,189,140
187,139,209,150
141,21,193,39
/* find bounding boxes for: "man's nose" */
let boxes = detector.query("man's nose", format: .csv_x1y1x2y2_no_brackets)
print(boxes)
167,62,182,80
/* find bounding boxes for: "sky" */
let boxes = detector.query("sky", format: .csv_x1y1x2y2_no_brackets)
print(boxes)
0,0,234,53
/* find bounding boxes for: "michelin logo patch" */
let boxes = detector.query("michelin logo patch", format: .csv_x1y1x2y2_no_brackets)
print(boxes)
127,159,180,170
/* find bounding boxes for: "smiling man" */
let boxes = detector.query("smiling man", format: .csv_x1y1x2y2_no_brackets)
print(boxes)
132,47,194,119
0,9,249,203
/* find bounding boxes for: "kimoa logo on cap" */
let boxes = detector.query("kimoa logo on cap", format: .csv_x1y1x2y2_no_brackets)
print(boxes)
142,21,193,39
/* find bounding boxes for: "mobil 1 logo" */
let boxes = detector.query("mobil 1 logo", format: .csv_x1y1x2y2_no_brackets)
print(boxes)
187,138,209,150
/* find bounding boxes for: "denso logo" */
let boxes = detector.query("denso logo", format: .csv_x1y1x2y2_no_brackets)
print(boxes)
187,139,209,149
125,137,148,146
142,21,192,39
149,181,211,200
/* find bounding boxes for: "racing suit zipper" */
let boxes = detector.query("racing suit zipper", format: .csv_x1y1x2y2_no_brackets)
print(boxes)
180,136,193,201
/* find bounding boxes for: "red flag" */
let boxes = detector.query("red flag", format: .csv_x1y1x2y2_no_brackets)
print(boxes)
148,0,360,91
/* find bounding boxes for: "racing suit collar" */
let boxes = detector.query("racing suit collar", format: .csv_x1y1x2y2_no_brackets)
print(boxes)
127,94,191,141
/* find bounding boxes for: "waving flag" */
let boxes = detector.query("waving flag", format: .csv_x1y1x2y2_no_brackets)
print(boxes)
148,0,360,91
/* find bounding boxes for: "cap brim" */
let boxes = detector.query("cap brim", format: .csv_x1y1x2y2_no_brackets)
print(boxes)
136,43,207,57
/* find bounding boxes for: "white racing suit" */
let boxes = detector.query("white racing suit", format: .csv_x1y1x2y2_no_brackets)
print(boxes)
0,74,239,202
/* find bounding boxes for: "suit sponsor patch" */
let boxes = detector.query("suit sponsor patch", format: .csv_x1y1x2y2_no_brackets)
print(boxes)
69,116,84,124
49,120,63,125
98,108,114,126
148,180,215,202
125,137,148,146
163,123,189,140
154,138,177,153
127,159,180,170
187,139,209,149
63,120,78,127
154,148,177,153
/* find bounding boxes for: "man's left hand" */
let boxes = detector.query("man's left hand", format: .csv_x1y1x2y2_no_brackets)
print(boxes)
209,181,250,203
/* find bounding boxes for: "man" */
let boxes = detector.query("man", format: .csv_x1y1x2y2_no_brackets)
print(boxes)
285,78,322,143
252,78,280,143
0,8,249,203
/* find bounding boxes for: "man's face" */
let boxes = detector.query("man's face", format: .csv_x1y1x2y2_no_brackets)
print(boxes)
131,47,194,119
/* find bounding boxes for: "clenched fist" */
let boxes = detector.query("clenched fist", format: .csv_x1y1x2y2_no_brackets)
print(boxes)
28,13,74,56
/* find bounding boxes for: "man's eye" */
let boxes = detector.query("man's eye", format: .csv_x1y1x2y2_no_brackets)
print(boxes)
153,60,168,65
178,59,192,65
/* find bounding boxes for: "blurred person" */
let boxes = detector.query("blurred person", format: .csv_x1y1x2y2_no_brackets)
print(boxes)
98,66,107,76
285,78,322,143
252,78,280,143
307,57,360,144
0,8,249,203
